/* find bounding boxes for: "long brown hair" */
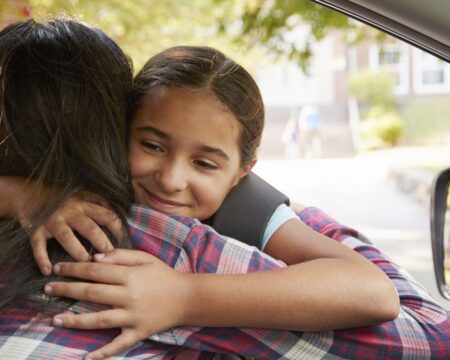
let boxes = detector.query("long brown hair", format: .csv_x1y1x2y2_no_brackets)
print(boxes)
0,19,133,312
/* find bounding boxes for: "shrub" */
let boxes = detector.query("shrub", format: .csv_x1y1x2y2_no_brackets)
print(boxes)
361,107,404,147
348,70,396,111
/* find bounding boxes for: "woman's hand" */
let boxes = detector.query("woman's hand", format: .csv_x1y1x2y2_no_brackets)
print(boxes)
44,249,192,360
30,195,124,276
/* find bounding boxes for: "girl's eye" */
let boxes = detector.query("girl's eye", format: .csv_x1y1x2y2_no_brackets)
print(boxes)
193,159,218,170
140,141,165,154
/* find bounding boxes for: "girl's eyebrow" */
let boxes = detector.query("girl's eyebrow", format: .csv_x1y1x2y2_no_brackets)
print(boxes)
135,125,169,140
136,125,230,161
197,145,230,161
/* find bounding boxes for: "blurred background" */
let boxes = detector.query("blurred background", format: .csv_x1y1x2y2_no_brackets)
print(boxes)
2,0,449,308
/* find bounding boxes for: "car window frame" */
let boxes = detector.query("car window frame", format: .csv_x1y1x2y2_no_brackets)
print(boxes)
311,0,450,62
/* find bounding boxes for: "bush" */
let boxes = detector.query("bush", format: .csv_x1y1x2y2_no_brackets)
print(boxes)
361,107,404,147
348,70,396,110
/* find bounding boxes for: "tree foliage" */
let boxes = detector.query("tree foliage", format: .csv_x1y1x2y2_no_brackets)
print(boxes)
1,0,383,72
215,0,352,70
26,0,246,70
216,0,386,70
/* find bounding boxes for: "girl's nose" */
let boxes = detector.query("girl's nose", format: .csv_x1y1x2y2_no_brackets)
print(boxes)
155,161,188,193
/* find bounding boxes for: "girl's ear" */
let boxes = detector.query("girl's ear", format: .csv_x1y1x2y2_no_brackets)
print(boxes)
239,158,257,179
231,159,257,188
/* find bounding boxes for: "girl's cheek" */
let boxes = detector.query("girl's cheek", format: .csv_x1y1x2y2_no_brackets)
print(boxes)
200,178,230,215
128,152,146,177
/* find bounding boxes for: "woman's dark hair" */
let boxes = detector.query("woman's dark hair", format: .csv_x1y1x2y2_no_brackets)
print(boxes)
0,19,134,312
131,46,264,166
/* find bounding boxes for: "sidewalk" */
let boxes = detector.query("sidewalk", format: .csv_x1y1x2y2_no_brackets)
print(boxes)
355,146,450,206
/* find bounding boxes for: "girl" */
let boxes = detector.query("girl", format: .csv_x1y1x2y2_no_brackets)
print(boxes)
2,46,397,327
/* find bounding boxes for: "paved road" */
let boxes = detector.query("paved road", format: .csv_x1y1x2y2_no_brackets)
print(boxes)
253,155,450,310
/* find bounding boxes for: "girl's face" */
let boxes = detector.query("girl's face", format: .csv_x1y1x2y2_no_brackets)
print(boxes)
128,87,254,220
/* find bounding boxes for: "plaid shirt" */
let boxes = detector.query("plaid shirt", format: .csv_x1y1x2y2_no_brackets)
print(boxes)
1,205,449,359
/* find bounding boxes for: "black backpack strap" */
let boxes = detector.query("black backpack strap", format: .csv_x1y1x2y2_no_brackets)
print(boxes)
209,172,290,249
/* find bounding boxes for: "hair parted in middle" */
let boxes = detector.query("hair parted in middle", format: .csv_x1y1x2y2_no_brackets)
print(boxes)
131,46,265,167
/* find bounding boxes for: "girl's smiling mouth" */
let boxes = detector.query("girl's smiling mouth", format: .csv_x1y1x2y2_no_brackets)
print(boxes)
142,188,187,211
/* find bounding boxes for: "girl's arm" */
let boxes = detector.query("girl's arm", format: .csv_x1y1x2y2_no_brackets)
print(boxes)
45,207,448,360
185,217,399,330
50,232,397,332
4,173,398,329
46,207,399,331
8,169,397,328
0,176,123,275
189,175,399,328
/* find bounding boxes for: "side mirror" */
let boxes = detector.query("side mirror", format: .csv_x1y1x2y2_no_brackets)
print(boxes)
430,168,450,300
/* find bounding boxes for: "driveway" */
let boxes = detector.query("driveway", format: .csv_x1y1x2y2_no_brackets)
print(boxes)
254,150,450,310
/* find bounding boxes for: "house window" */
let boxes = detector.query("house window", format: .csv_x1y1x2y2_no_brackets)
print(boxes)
369,43,409,95
413,49,450,94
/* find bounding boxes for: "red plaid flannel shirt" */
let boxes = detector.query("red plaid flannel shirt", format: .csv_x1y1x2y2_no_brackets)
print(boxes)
1,205,449,359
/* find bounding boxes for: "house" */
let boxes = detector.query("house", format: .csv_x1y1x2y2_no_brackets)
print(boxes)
255,30,450,157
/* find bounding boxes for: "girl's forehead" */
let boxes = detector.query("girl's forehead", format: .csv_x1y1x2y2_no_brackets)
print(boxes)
135,87,240,130
131,87,242,153
142,86,217,107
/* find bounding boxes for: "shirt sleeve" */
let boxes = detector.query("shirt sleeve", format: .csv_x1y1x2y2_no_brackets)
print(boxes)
261,203,299,250
141,205,450,360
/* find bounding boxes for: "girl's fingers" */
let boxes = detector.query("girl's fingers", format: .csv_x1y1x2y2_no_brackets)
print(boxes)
45,281,125,306
52,308,132,330
290,202,306,213
85,203,125,243
80,192,111,209
85,329,141,360
69,216,114,254
94,249,155,266
47,222,91,262
30,229,52,276
52,261,126,284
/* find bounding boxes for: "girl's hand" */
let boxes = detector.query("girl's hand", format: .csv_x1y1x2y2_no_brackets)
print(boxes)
0,176,124,276
44,249,191,360
290,202,306,213
30,194,124,276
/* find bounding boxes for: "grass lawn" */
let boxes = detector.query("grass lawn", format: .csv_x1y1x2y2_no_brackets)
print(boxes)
397,96,450,145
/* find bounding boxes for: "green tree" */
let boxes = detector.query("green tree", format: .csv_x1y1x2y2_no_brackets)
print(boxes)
215,0,388,70
28,0,247,70
2,0,385,72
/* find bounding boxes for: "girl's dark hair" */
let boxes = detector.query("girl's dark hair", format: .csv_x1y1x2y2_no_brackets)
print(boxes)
132,46,264,166
0,19,134,312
